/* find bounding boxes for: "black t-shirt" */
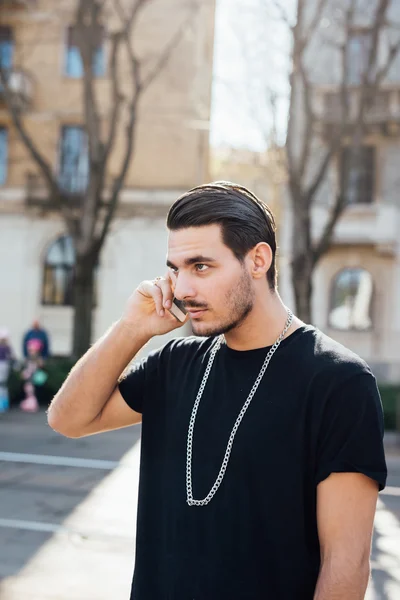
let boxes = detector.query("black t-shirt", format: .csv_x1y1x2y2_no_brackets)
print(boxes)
119,325,387,600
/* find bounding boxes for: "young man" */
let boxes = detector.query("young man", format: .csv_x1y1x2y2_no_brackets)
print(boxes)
48,182,386,600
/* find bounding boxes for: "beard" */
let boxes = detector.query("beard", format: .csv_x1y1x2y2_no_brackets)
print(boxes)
190,268,255,337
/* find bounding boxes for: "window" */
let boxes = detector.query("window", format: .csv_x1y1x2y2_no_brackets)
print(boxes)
42,236,75,306
0,128,8,185
42,235,99,306
64,26,105,78
341,146,375,205
59,126,89,193
347,29,372,85
329,268,373,331
0,27,14,71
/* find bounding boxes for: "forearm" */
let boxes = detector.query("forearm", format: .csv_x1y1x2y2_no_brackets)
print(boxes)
47,318,150,436
314,559,370,600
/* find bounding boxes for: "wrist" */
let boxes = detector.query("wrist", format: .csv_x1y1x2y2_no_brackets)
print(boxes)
116,317,152,345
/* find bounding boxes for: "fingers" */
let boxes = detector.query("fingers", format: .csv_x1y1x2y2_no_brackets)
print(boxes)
137,276,176,319
151,283,164,317
154,276,174,313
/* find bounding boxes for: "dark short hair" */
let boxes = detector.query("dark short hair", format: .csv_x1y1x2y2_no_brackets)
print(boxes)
167,181,277,289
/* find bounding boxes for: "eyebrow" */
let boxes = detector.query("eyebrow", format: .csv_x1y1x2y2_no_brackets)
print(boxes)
166,256,217,269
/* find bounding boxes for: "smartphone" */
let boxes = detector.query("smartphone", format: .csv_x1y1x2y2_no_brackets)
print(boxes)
168,298,187,322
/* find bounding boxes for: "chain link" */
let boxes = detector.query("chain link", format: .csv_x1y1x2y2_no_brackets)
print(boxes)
186,309,294,506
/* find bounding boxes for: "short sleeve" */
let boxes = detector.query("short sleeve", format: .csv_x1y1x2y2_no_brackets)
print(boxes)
118,338,182,414
315,371,387,491
118,356,147,414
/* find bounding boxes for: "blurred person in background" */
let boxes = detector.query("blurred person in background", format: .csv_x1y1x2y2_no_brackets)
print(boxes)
22,319,50,359
0,328,14,413
20,338,47,413
47,182,387,600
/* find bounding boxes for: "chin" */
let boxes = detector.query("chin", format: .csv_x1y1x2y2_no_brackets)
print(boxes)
191,320,227,338
191,320,217,337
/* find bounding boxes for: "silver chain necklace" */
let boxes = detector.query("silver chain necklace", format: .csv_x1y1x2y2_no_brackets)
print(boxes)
186,309,294,507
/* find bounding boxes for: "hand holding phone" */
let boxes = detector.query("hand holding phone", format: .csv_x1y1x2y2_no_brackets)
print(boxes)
123,273,188,338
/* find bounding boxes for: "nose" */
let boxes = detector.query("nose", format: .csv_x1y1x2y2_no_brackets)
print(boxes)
173,273,196,302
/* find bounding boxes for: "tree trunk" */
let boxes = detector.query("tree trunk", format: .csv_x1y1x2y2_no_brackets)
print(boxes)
72,252,97,359
291,254,313,324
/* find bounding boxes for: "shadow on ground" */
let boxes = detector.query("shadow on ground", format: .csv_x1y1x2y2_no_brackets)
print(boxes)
0,408,141,586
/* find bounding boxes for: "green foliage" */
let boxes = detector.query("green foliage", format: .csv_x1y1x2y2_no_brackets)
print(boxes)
378,384,400,431
8,356,75,407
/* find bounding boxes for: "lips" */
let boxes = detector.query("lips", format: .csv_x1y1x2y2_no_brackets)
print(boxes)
186,308,207,318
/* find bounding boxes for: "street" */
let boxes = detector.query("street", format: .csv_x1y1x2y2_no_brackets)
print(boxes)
0,410,400,600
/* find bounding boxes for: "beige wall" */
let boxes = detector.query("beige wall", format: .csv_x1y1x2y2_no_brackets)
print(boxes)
277,0,400,382
313,245,400,382
0,0,215,356
0,209,191,358
0,0,215,191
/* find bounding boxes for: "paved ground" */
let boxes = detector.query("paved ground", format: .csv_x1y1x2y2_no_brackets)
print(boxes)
0,409,400,599
0,409,141,600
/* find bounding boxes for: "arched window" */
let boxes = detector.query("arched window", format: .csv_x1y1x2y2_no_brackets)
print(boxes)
329,268,373,331
42,235,75,306
42,235,99,306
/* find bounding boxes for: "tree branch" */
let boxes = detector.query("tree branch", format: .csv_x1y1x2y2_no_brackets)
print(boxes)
114,0,143,93
270,0,291,26
97,100,138,249
114,0,149,34
312,192,347,265
297,59,314,180
303,0,354,206
74,0,103,162
0,66,79,228
302,0,329,46
373,32,400,87
102,32,123,165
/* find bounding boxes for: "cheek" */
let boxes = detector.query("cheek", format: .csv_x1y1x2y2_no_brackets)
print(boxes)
205,277,235,308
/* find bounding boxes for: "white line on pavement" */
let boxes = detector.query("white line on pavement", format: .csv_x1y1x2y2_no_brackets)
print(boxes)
0,517,66,534
381,486,400,496
0,451,133,470
0,517,135,542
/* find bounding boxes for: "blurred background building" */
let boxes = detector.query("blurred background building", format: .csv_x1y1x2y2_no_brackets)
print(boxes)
277,0,400,384
1,0,400,388
0,0,215,356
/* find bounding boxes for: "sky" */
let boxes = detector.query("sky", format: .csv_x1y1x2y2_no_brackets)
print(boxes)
209,0,292,151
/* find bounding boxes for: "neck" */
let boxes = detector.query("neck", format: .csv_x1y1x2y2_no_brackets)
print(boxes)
224,290,304,351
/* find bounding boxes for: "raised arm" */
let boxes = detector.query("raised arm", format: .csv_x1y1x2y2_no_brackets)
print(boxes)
47,275,187,438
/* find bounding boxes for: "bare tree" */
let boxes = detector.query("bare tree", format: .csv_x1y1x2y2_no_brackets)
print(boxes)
283,0,400,322
0,0,195,358
229,0,400,321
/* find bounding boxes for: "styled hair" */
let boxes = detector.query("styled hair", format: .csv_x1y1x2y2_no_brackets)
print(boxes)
167,181,277,289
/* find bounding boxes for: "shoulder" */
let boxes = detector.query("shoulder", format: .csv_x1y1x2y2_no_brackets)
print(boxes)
152,335,217,366
295,325,373,386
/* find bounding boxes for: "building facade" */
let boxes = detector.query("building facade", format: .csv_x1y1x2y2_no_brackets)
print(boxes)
279,0,400,382
0,0,215,356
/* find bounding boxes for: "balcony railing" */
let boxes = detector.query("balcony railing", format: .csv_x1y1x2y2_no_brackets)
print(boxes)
0,69,34,109
25,172,86,210
316,88,400,129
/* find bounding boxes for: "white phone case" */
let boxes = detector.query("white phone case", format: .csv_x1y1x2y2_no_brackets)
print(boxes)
168,298,187,322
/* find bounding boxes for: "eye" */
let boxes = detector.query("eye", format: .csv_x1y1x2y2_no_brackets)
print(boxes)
195,264,209,272
169,266,178,274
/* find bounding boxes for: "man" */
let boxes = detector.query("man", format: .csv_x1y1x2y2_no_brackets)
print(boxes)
48,182,386,600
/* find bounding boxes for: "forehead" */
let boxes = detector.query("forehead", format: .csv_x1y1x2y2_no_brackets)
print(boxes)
167,224,232,262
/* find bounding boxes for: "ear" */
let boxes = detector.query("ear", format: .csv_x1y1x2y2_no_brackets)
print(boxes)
248,243,273,279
